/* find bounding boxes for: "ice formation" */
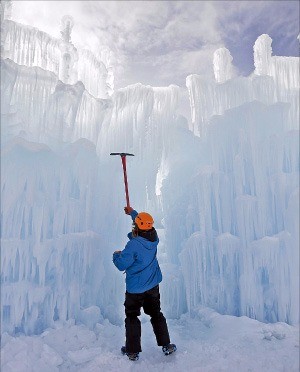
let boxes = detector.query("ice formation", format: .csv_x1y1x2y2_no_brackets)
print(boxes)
1,7,113,97
187,34,299,137
1,4,299,335
213,47,233,84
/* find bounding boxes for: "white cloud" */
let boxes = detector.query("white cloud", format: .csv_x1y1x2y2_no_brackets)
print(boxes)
215,1,299,52
10,0,299,89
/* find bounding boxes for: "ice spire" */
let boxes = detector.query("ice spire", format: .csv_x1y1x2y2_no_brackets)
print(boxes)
1,0,12,56
213,47,233,83
0,0,12,22
60,15,74,43
254,34,272,75
59,15,78,84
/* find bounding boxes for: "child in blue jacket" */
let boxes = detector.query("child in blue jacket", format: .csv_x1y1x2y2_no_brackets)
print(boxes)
113,207,176,361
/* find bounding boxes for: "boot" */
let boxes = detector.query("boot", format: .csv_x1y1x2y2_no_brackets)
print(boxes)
121,346,139,361
162,343,177,355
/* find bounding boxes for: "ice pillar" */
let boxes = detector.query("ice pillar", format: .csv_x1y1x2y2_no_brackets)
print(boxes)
254,34,272,75
0,0,12,56
59,15,78,84
0,0,12,22
213,47,233,83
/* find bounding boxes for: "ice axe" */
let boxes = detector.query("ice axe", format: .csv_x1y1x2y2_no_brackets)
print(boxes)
110,153,134,208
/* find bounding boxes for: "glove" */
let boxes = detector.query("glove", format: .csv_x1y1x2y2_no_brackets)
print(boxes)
124,206,134,215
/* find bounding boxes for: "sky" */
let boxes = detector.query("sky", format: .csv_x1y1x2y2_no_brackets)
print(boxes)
10,0,300,89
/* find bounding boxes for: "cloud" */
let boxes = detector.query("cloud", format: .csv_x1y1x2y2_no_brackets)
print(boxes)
11,1,299,88
11,1,223,87
215,0,299,75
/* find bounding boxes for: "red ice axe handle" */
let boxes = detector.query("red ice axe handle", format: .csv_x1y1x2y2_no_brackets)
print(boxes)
110,152,134,208
121,155,130,208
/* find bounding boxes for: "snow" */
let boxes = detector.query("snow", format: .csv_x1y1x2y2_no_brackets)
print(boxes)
1,6,299,371
1,309,299,372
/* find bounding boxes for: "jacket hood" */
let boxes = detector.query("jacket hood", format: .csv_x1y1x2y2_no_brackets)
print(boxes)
135,236,158,250
127,228,158,246
138,228,158,242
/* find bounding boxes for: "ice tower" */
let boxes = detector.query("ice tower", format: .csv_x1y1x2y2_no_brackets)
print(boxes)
59,15,78,84
254,34,273,76
0,0,12,21
213,47,233,83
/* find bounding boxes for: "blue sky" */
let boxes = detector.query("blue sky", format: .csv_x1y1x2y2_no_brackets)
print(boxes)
12,0,299,89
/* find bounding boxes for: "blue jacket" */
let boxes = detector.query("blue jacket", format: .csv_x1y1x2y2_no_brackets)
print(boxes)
113,210,162,293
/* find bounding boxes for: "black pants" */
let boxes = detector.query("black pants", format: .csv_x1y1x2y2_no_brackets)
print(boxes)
124,285,170,353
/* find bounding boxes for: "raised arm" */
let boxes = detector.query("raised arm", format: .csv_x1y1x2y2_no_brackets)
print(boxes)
124,206,138,222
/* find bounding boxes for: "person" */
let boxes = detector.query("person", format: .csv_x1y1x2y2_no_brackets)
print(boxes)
113,206,176,361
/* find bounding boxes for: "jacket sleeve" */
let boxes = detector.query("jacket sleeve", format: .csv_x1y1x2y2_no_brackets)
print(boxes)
126,210,138,239
130,209,138,222
113,241,136,271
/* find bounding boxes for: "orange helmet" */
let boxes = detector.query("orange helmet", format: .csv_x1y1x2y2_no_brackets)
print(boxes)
135,212,154,230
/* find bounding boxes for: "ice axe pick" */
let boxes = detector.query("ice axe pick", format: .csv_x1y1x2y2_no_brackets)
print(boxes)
110,152,134,208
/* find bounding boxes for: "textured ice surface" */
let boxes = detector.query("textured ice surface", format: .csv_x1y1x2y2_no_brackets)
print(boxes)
177,101,299,323
1,12,299,337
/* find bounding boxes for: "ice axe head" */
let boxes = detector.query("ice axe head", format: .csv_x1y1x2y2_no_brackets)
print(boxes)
110,152,134,208
110,153,134,157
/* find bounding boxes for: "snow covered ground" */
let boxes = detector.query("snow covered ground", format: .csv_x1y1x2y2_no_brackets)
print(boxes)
1,308,299,372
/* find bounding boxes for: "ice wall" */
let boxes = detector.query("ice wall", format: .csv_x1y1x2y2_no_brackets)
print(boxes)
1,25,299,335
1,59,58,142
78,49,114,97
176,101,299,323
1,58,113,146
175,35,299,323
2,20,61,77
1,65,187,332
96,83,189,318
1,137,114,334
